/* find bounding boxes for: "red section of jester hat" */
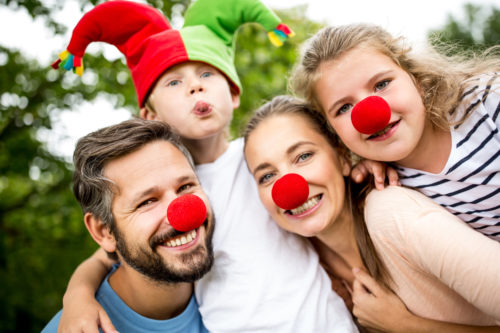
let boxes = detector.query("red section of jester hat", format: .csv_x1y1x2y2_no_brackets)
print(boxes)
272,173,309,210
167,194,207,232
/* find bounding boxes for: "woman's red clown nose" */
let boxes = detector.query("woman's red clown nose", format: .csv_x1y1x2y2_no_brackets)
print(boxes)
351,96,391,135
272,173,309,210
167,194,207,232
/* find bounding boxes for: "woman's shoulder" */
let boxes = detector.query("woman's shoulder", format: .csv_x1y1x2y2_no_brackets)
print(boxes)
365,185,437,212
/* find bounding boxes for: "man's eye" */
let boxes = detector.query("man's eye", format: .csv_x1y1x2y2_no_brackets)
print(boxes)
258,173,274,185
337,104,352,115
178,183,194,193
375,79,390,91
137,198,155,209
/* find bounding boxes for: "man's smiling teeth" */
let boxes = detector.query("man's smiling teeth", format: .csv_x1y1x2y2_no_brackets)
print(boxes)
289,195,321,215
164,230,197,247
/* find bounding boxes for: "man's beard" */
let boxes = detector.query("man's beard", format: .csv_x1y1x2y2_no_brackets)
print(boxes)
112,217,214,284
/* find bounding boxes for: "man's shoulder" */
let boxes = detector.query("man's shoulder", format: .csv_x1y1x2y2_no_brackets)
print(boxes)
40,309,62,333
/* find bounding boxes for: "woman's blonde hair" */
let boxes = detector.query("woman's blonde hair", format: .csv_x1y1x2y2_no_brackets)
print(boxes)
291,23,500,129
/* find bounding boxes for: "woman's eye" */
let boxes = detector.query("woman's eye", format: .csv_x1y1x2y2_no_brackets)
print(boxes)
337,104,352,115
167,80,181,87
297,152,313,162
201,72,212,78
375,79,390,91
258,173,274,185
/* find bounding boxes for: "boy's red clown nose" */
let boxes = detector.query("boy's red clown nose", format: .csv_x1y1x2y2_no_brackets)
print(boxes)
167,194,207,232
272,173,309,210
351,96,391,135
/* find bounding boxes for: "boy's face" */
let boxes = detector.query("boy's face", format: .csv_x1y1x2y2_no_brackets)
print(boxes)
142,61,240,140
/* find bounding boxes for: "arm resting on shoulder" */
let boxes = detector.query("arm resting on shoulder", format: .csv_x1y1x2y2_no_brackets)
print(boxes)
58,247,117,333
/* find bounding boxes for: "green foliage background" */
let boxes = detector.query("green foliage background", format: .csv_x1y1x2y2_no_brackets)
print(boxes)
0,1,497,331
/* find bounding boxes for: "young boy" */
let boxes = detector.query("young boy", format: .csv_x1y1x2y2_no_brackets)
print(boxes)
52,0,357,331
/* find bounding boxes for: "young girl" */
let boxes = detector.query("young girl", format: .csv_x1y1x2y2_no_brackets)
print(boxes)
291,24,500,241
243,95,500,332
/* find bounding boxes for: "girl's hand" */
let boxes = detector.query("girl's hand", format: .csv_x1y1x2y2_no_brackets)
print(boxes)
352,268,412,333
351,160,400,190
57,294,118,333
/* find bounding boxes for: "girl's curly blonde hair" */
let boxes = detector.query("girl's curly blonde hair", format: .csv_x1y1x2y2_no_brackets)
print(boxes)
291,23,500,129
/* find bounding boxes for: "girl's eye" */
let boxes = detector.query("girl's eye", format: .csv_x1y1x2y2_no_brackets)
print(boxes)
258,173,274,185
201,72,212,78
167,80,181,87
297,152,313,162
337,104,352,115
375,79,390,91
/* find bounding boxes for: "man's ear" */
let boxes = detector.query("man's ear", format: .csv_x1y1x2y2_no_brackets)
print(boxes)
140,106,158,120
84,212,116,253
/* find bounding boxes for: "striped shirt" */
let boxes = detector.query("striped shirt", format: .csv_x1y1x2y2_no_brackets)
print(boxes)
397,72,500,241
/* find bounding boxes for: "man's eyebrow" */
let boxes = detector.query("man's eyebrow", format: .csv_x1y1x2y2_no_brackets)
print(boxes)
130,186,159,205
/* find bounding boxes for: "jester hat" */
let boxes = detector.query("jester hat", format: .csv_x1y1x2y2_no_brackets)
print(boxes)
52,0,294,107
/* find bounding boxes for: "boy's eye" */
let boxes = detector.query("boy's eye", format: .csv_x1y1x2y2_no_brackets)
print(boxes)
167,80,181,87
375,79,390,91
337,104,352,115
258,172,275,185
201,72,212,78
297,152,313,162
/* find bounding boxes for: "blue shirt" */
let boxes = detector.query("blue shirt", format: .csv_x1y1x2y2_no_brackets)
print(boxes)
42,264,208,333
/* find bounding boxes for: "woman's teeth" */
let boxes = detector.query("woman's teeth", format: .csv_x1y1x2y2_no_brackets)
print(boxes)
164,230,197,247
289,195,321,215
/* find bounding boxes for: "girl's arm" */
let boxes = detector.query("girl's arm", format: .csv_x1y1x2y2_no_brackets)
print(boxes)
352,269,500,333
58,248,118,333
350,159,400,190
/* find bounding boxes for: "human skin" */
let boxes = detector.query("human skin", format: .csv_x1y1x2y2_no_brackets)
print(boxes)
313,46,451,173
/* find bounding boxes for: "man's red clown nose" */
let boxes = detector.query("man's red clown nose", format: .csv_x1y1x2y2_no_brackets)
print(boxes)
272,173,309,210
351,96,391,135
167,194,207,232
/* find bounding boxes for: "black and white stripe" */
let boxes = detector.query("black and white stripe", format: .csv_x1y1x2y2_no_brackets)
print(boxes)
398,72,500,242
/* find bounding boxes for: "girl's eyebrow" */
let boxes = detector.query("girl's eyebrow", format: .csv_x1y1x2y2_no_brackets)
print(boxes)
326,69,394,114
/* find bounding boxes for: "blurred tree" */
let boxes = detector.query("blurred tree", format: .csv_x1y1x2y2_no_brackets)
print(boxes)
428,3,499,53
0,1,320,332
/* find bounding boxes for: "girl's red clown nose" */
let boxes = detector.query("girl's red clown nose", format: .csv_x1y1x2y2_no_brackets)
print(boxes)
167,194,207,232
272,173,309,210
351,96,391,135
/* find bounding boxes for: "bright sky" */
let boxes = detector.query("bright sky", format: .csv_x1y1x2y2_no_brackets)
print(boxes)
0,0,497,160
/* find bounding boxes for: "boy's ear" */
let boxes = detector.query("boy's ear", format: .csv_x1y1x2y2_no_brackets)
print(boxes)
84,213,117,253
140,107,158,120
231,92,240,110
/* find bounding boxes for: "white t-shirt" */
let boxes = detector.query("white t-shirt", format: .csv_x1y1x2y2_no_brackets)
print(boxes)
195,138,357,332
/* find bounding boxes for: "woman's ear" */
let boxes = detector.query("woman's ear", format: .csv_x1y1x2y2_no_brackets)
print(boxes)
84,213,116,253
339,154,352,177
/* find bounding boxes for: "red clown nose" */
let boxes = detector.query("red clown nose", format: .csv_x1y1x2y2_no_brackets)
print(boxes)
272,173,309,210
351,96,391,135
167,194,207,232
